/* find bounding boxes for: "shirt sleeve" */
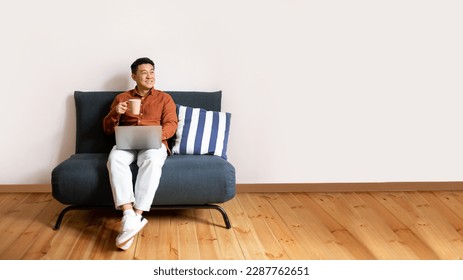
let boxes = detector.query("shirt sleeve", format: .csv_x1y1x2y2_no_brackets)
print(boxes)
161,95,178,140
103,97,121,134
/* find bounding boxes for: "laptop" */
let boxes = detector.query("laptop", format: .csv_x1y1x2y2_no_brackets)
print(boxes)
115,125,162,150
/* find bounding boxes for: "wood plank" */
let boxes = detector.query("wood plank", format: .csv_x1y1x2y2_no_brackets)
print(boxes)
310,192,420,259
402,192,463,259
0,193,29,224
374,192,463,259
271,193,356,259
294,193,376,259
223,194,267,259
2,191,463,260
418,192,463,238
209,202,244,260
0,194,51,257
243,193,310,259
0,194,63,260
238,193,289,259
0,193,15,205
88,210,133,260
135,210,179,260
193,209,222,259
40,209,91,259
356,192,438,259
434,191,463,221
176,209,201,259
67,209,134,260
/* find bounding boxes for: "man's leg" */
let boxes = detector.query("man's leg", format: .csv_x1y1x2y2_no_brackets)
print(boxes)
107,146,137,208
114,145,167,250
133,144,168,212
107,146,145,249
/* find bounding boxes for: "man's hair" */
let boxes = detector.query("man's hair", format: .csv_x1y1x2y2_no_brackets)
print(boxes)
131,57,155,74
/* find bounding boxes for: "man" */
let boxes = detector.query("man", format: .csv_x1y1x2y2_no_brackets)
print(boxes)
103,57,178,250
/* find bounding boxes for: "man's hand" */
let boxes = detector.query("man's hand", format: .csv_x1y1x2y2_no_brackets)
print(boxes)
116,101,128,115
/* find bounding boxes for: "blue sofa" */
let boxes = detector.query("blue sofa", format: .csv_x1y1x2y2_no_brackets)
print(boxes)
51,91,236,229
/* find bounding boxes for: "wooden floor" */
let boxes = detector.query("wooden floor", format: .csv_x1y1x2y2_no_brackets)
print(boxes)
1,191,463,260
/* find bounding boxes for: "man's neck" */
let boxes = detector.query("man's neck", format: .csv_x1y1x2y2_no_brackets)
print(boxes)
136,87,152,97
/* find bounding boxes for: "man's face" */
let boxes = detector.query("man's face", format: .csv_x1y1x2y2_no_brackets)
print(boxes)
132,63,155,91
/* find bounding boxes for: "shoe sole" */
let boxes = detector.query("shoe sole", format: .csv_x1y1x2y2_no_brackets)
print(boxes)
118,237,134,251
116,217,148,248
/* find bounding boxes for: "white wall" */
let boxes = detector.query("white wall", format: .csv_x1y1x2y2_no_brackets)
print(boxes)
1,0,462,185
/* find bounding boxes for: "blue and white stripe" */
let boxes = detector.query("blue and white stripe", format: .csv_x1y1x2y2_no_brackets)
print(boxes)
173,105,231,160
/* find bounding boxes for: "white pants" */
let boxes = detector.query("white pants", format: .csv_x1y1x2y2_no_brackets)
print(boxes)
107,144,167,212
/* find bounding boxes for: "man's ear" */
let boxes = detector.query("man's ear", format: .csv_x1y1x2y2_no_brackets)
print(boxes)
131,73,136,81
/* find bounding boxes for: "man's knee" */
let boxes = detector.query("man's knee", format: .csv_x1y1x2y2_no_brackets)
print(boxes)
108,148,136,167
138,149,167,168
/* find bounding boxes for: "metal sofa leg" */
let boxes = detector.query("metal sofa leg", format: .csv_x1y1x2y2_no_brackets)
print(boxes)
210,204,232,229
152,204,232,229
54,204,232,230
54,205,81,230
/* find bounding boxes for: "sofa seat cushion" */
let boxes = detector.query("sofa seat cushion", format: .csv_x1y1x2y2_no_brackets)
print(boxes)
52,153,236,207
154,154,235,205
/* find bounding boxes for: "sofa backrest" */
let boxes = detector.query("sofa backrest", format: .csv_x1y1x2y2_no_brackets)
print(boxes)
74,90,222,154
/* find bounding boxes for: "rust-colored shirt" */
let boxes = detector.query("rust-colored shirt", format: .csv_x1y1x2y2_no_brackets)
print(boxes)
103,88,178,153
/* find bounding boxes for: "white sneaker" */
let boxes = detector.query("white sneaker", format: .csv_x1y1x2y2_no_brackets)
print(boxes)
116,213,148,248
118,237,134,251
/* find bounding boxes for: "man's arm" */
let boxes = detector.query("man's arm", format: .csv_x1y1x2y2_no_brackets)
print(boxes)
161,95,178,140
103,98,121,134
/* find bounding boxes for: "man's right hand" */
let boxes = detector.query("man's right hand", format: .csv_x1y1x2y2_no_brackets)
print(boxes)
116,101,128,115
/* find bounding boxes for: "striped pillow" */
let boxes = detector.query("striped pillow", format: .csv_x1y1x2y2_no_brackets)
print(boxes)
172,105,231,160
